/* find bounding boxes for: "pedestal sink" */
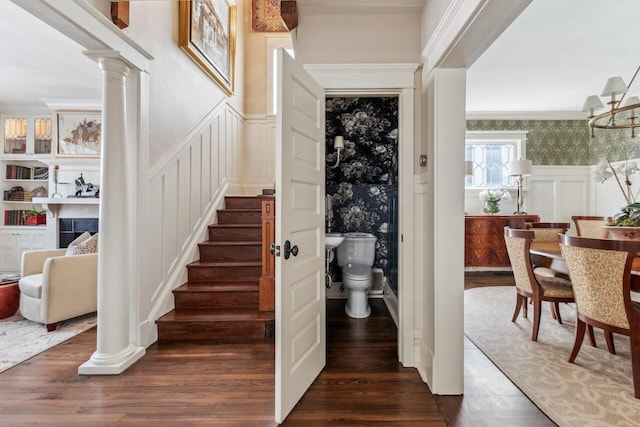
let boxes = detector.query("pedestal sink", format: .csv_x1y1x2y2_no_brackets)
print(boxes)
325,233,344,289
325,233,344,249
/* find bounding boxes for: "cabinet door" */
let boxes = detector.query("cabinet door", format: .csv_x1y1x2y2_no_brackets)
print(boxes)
16,230,46,271
0,230,18,272
2,117,27,155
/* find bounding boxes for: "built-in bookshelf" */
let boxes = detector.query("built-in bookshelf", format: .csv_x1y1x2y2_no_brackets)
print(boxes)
2,160,49,225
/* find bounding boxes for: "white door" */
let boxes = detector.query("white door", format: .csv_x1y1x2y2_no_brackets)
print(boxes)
275,49,326,423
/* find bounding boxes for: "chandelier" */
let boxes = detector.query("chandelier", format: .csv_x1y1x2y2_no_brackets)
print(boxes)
582,65,640,138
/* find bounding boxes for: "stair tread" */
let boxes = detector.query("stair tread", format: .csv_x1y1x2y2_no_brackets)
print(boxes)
175,282,259,292
199,241,261,246
158,308,275,322
188,260,262,267
219,208,261,212
209,224,261,228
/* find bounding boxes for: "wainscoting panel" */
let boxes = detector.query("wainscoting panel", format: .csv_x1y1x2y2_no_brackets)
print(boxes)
243,115,276,191
141,102,242,339
527,166,590,224
413,174,433,385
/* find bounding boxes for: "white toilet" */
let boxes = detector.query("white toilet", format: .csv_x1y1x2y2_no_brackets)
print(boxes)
336,232,377,318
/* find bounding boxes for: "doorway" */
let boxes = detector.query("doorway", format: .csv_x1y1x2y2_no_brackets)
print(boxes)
324,95,400,305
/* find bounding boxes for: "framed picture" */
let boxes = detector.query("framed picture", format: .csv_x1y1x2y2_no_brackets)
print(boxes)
179,0,237,96
55,111,102,157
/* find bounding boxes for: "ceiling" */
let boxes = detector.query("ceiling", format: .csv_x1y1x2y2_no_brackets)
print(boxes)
466,0,640,116
0,1,102,112
2,0,639,116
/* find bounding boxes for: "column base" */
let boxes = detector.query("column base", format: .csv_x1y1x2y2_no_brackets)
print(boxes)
78,344,145,375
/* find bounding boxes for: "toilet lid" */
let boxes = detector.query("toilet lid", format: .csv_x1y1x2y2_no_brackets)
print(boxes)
342,264,372,279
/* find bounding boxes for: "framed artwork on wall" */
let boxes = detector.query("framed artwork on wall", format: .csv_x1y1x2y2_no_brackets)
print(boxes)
179,0,237,96
55,111,102,157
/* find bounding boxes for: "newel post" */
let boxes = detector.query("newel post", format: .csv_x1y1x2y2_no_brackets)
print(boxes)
259,192,275,312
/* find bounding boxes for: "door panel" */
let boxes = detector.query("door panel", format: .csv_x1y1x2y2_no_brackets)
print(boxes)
275,49,326,423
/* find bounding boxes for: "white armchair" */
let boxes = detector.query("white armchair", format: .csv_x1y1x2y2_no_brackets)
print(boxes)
19,248,98,331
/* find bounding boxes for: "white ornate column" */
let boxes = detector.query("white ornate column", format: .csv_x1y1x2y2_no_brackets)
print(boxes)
79,55,145,374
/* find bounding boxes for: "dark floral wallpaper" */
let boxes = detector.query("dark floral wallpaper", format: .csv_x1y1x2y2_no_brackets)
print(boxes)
325,97,399,293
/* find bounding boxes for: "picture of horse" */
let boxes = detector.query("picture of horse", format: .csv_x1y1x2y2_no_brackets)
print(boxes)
56,111,101,156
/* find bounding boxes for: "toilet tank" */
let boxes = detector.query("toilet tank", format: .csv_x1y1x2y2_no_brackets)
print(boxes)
336,232,377,267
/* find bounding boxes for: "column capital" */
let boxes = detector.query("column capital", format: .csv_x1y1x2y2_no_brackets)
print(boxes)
85,49,131,74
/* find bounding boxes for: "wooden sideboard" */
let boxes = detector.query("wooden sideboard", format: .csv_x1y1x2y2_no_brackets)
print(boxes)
465,214,540,267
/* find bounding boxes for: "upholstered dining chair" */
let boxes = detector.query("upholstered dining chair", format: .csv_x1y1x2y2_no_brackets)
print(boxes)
504,227,575,341
559,234,640,398
525,222,572,282
525,222,571,241
571,215,612,238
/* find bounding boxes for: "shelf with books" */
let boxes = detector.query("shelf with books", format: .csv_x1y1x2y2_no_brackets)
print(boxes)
1,160,49,229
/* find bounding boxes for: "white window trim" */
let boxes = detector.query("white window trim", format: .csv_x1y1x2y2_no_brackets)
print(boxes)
465,130,528,190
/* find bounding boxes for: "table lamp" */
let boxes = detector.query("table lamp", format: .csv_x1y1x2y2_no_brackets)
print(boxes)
508,159,532,215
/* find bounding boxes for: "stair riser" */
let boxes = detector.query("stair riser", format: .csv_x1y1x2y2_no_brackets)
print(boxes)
174,291,259,309
157,321,271,341
198,244,261,262
208,226,262,242
187,265,261,282
224,197,262,209
217,210,261,225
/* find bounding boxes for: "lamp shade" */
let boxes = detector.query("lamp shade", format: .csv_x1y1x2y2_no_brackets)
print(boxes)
508,159,532,176
582,95,604,113
601,76,629,97
464,160,473,176
333,136,344,149
621,95,640,108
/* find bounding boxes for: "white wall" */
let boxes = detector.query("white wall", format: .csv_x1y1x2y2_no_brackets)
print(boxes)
294,8,422,64
123,0,246,166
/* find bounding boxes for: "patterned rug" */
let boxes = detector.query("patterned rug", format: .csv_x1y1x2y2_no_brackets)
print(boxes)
465,286,640,427
0,312,96,373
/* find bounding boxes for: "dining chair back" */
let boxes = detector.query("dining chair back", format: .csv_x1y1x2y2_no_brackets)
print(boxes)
571,215,612,238
525,222,571,241
559,234,640,398
504,227,574,341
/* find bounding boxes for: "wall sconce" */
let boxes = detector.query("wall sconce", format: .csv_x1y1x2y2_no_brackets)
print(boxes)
328,136,344,169
508,159,532,215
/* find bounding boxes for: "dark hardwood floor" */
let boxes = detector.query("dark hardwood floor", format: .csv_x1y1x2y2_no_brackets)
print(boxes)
0,273,555,426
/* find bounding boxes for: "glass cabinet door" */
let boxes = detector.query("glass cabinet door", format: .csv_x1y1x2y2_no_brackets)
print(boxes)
3,118,27,155
33,118,52,155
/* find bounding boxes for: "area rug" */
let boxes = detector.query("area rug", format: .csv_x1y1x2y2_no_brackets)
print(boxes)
0,312,96,373
464,286,640,427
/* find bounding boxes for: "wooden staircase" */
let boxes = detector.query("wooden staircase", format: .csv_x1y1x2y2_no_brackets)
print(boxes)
156,195,275,342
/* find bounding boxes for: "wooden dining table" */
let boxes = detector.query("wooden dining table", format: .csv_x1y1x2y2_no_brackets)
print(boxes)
530,240,640,292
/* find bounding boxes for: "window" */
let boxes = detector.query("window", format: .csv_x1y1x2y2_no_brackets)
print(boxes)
465,131,528,188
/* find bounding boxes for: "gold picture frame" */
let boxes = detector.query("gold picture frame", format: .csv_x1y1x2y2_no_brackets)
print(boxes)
55,110,102,158
179,0,237,96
